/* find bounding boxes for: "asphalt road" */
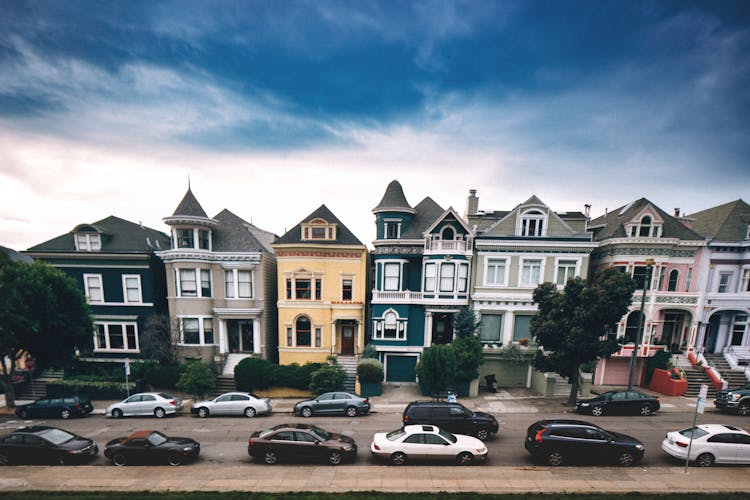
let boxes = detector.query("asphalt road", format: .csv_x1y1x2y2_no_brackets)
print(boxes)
2,405,749,467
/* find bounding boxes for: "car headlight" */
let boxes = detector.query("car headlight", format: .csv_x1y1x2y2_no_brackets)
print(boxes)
183,446,194,452
477,447,487,454
634,444,644,451
579,402,590,406
731,394,741,400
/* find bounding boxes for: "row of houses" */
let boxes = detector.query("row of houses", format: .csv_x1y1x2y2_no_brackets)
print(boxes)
22,181,750,388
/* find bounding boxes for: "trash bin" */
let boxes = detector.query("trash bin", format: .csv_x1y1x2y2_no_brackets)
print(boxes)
485,374,497,393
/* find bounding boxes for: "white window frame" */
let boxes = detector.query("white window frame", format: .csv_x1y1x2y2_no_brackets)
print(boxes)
384,219,401,239
94,321,139,352
83,274,104,303
457,263,469,292
742,268,750,293
373,309,407,341
383,262,401,291
175,268,212,298
439,263,455,292
484,257,508,287
424,262,436,292
178,316,216,345
718,272,733,293
520,258,544,287
224,269,253,299
554,258,579,286
75,232,101,251
122,274,142,304
518,210,546,237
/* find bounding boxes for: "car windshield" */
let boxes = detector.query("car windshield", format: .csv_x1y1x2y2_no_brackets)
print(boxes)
38,428,75,445
147,432,168,446
386,429,406,441
310,426,331,441
679,427,709,439
438,428,457,444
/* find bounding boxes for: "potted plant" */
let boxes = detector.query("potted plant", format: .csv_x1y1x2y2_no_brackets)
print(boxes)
356,358,384,397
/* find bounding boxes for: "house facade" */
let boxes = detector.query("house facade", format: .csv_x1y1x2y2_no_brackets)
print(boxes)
157,188,278,372
588,199,706,385
25,216,170,362
272,205,367,366
371,180,474,382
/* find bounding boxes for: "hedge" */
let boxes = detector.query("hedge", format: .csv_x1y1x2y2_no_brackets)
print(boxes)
46,380,134,399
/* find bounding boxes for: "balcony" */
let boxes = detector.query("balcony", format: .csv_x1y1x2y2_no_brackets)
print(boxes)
424,237,473,255
371,290,469,305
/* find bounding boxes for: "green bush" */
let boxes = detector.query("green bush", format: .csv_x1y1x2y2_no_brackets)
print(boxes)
309,363,347,394
361,344,378,359
452,335,484,381
357,358,384,383
46,379,134,399
234,357,273,392
415,344,457,395
176,361,215,400
132,361,185,389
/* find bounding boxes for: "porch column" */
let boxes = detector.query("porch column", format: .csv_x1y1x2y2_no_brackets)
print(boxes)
218,319,227,354
424,312,433,346
356,320,362,355
331,321,337,354
503,313,514,345
253,318,261,354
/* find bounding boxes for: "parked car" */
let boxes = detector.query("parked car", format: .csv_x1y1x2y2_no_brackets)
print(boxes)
662,424,750,466
104,430,200,466
106,392,183,418
293,392,370,417
248,423,357,465
402,401,499,441
191,392,272,418
576,390,660,416
525,419,645,466
714,384,750,415
0,426,98,465
15,396,94,420
371,424,488,465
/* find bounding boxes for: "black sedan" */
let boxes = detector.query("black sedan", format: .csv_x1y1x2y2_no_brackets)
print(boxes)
0,426,98,465
15,396,94,420
525,419,645,466
104,430,200,466
576,390,660,416
293,392,370,417
248,423,357,465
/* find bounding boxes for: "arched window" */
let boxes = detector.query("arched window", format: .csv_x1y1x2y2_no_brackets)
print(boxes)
383,311,398,339
520,210,545,237
668,269,679,292
625,311,643,343
296,316,311,346
441,226,455,240
639,216,652,237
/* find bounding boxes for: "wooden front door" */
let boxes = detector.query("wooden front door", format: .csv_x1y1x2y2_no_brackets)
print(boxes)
341,325,355,355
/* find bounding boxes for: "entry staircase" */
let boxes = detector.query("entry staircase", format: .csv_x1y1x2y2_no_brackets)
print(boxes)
336,355,358,393
17,368,65,400
704,353,749,388
212,375,237,397
682,363,717,398
222,353,254,376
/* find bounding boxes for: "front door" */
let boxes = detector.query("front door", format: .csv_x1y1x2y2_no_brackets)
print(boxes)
432,313,453,344
341,325,355,355
229,320,254,352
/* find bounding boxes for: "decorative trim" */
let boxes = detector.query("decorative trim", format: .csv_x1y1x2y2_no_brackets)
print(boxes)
276,250,363,258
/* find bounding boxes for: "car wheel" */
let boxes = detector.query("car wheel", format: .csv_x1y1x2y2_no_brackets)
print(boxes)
111,408,123,419
546,450,564,466
60,409,71,419
197,407,209,418
639,404,653,416
168,453,183,466
591,405,604,417
345,406,357,418
457,452,474,466
264,450,278,465
0,453,10,466
244,407,256,418
328,451,344,465
112,454,127,466
475,428,489,441
301,407,313,418
154,407,166,418
695,453,715,467
18,409,29,420
390,452,407,465
617,451,636,467
738,403,750,416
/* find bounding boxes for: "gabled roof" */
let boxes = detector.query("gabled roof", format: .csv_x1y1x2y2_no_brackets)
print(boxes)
589,198,703,241
373,180,414,213
423,207,474,236
172,188,208,218
211,209,277,254
0,245,33,263
401,197,445,239
688,199,750,241
273,204,364,246
26,216,170,253
520,195,546,207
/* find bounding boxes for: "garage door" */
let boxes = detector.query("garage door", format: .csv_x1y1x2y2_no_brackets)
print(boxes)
386,355,417,382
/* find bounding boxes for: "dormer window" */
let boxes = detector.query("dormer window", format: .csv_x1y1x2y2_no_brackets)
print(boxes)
629,215,661,238
75,232,101,251
519,210,545,237
302,218,336,241
441,226,455,240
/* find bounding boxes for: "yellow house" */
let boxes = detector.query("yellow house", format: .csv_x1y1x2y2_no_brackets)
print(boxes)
272,205,368,366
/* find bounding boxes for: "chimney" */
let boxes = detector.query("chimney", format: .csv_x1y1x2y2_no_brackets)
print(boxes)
465,189,479,218
584,204,591,219
674,208,680,217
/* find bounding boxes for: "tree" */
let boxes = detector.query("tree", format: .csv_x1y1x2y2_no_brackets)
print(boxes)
0,261,93,408
453,305,479,338
140,314,179,365
531,268,636,404
176,361,216,400
451,306,484,381
415,344,457,395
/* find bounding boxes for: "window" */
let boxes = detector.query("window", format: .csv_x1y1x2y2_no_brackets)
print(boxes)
513,315,534,342
639,216,652,237
179,269,197,296
200,269,211,297
296,316,311,346
439,263,455,292
315,279,322,300
225,270,252,299
84,274,103,303
286,327,293,346
742,269,750,292
520,259,542,287
301,218,336,241
633,266,652,290
556,260,577,286
225,270,235,298
685,267,693,292
629,215,660,238
203,318,214,344
286,279,292,299
342,279,353,300
198,229,210,250
75,233,101,251
624,311,643,343
718,272,732,293
457,263,468,292
315,327,322,347
179,317,215,345
383,263,401,291
424,263,436,292
480,314,502,343
374,310,406,340
656,267,666,290
296,279,311,299
485,258,506,286
177,228,194,248
520,210,545,237
667,270,679,292
383,311,398,339
385,222,400,239
441,226,455,240
122,275,142,303
94,322,138,351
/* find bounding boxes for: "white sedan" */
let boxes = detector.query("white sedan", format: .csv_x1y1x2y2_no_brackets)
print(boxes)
191,392,272,418
662,424,750,466
107,392,183,418
370,425,488,465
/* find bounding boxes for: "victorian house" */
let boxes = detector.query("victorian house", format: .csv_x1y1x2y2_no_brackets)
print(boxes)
588,199,706,385
272,205,367,369
371,180,474,382
25,216,170,362
465,191,596,386
157,188,278,373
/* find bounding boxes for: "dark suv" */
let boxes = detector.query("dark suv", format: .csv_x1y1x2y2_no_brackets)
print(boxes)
15,395,94,420
714,383,750,415
402,401,499,440
524,419,644,466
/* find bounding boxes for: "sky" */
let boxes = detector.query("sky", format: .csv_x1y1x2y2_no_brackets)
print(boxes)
1,0,749,250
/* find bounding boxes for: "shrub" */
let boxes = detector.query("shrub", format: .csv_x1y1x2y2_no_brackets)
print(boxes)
139,362,185,389
309,363,347,394
453,306,479,338
452,335,484,381
357,359,384,384
234,357,273,392
46,379,134,399
415,344,456,395
176,361,216,400
361,344,378,359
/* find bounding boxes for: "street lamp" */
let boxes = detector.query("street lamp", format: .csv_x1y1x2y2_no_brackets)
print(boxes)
628,257,654,391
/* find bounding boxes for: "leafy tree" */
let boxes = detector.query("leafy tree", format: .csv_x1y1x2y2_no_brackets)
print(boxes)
309,361,347,394
176,361,216,400
415,344,457,395
0,261,93,407
453,305,479,338
140,314,178,365
531,268,636,404
451,306,484,381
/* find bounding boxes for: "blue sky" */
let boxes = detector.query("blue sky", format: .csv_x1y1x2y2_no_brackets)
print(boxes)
1,0,748,248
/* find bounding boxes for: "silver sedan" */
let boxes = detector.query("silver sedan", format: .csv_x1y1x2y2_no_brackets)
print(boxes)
191,392,272,418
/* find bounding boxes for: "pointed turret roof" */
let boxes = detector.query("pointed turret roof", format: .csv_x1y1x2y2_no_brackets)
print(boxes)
172,188,208,218
688,199,750,241
373,180,415,213
274,204,364,246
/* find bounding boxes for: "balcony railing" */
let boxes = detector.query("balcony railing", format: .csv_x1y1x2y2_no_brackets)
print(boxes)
424,237,473,254
371,290,469,304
